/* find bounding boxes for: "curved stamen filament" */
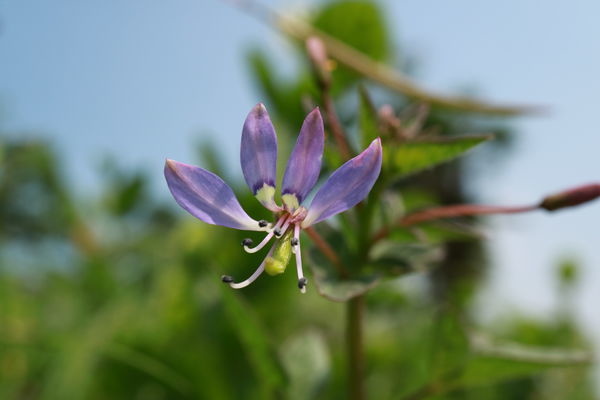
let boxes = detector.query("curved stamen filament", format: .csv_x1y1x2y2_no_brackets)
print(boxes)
224,246,275,289
278,217,292,238
293,223,307,293
244,215,288,254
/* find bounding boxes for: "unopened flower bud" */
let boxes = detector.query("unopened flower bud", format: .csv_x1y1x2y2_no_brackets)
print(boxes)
540,183,600,211
378,104,401,137
306,36,331,86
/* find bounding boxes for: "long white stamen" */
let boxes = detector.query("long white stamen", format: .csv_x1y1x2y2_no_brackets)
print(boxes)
293,224,307,293
244,215,288,254
225,247,275,289
278,217,292,237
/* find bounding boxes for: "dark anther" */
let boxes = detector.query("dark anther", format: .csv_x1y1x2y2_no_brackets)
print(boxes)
221,275,234,283
274,228,282,237
291,238,299,246
242,238,253,247
298,277,308,289
258,220,268,227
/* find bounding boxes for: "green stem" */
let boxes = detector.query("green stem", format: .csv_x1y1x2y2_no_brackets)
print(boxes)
347,295,366,400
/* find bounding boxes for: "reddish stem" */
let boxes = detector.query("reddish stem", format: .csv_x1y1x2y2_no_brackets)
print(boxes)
372,203,538,243
323,93,352,160
304,227,348,278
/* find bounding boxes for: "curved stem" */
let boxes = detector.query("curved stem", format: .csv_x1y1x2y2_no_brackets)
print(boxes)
372,203,539,243
304,227,348,278
322,90,352,160
222,0,542,116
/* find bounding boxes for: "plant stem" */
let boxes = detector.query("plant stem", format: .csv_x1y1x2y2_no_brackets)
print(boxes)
304,227,348,278
347,294,366,400
322,91,352,160
371,203,539,244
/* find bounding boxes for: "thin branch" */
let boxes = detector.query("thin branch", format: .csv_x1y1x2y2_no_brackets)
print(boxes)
223,0,544,116
305,36,353,159
469,332,593,365
304,227,348,278
371,204,537,243
373,183,600,243
322,89,352,160
400,204,538,226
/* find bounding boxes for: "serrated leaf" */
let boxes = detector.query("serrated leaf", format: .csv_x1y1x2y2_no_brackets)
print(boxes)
389,135,492,178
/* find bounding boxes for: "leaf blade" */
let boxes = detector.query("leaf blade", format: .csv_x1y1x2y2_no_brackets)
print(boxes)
389,135,492,178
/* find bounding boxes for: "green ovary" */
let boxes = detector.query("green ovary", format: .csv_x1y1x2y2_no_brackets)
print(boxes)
264,229,294,276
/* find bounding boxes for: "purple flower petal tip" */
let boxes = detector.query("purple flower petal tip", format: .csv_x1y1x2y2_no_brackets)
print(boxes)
301,138,382,227
281,107,325,208
164,159,263,231
240,104,279,210
241,103,278,192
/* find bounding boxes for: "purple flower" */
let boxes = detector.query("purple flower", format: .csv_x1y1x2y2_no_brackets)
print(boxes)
165,104,382,293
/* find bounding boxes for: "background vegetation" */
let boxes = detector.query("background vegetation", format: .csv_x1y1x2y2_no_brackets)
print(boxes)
0,1,597,399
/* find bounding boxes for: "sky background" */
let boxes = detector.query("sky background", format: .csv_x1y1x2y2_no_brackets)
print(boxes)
1,0,599,353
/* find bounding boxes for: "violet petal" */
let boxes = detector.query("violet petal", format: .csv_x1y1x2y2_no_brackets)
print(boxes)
240,103,278,210
301,138,382,227
165,159,264,231
281,108,324,209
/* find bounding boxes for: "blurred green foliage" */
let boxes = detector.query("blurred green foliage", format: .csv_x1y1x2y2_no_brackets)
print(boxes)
0,0,596,399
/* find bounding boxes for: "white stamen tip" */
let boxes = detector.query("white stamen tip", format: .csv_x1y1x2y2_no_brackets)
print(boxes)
293,224,307,293
224,247,275,289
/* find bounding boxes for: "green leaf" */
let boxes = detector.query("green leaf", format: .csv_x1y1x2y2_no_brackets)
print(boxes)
105,343,194,397
448,332,591,392
404,329,593,397
309,259,381,302
304,225,381,302
468,332,592,366
220,288,287,395
388,135,493,178
368,241,443,277
279,330,330,400
416,221,485,244
313,0,391,93
39,298,138,399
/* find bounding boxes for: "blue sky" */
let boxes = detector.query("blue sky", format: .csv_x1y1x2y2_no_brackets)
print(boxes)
1,0,599,349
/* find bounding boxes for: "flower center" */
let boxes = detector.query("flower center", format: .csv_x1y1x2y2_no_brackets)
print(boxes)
221,210,308,293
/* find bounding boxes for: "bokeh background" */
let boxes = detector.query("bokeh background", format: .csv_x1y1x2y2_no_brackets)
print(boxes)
1,0,599,399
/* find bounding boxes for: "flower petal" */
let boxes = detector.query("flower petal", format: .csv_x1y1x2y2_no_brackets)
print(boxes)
240,103,279,210
165,159,265,231
281,108,324,210
301,138,382,227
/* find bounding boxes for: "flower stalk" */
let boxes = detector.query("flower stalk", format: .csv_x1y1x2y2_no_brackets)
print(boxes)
347,295,366,400
306,36,352,160
372,183,600,243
